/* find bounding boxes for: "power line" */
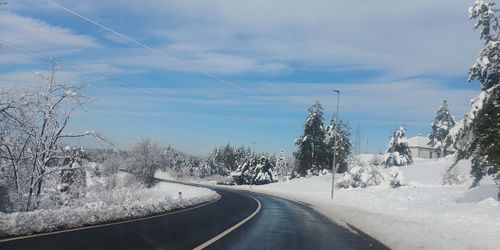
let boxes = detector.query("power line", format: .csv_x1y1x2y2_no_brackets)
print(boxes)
44,0,292,108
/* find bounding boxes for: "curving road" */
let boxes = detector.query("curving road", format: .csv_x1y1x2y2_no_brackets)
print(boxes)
0,181,387,250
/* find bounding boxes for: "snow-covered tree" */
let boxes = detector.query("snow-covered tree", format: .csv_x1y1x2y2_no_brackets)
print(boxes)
129,138,161,187
0,62,108,211
202,144,251,176
449,1,500,198
294,101,328,176
383,126,413,167
230,156,276,185
428,100,456,157
325,118,352,173
275,149,293,180
468,0,500,90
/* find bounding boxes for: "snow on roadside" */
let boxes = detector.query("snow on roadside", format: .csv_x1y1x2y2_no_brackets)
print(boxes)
224,157,500,250
0,172,219,238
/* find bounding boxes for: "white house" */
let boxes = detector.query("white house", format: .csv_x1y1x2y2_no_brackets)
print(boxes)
407,135,455,159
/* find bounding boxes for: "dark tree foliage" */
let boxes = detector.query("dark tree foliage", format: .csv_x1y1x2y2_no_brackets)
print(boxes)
294,101,328,176
383,126,413,167
325,118,352,173
428,100,456,157
231,156,276,185
452,1,500,198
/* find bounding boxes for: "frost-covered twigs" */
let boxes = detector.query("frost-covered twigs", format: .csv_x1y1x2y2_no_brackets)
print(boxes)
0,62,109,211
126,138,162,187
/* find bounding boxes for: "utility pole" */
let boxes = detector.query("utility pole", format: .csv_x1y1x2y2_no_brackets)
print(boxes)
331,90,340,199
253,142,255,157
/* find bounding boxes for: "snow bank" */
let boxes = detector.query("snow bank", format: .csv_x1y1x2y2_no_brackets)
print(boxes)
0,172,219,238
225,157,500,250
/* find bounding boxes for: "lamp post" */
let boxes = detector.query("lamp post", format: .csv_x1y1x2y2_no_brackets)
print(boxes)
331,90,340,199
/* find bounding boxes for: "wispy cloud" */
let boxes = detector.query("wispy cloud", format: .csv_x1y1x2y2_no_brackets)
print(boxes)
0,11,100,53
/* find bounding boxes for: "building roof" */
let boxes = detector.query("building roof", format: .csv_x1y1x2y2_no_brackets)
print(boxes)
407,135,432,148
407,135,456,152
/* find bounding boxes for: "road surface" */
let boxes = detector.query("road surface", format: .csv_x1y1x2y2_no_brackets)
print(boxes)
0,182,387,250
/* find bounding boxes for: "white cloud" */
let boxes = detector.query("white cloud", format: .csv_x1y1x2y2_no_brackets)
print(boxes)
0,11,100,60
9,0,481,77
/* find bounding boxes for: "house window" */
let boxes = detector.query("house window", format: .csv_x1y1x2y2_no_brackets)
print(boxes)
430,152,433,159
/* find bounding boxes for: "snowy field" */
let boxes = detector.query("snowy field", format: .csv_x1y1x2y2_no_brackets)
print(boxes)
0,172,219,238
225,157,500,250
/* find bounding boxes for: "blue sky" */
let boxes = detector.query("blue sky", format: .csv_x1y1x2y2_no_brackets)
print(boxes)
0,0,483,156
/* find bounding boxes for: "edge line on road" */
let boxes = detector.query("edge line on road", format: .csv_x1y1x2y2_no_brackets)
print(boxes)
193,195,261,250
0,195,222,243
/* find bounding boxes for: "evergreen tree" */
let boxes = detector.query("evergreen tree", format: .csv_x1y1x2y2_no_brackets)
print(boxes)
275,149,289,178
428,100,456,157
325,118,352,173
451,1,500,198
294,101,328,176
383,126,413,167
468,1,500,91
230,156,276,185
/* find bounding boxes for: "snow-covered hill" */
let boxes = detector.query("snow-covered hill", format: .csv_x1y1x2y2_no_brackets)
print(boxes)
228,156,499,250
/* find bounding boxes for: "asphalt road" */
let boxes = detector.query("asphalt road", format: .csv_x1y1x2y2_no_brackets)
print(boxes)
0,182,387,250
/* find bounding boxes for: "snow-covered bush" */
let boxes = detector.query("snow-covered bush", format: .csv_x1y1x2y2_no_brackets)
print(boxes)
337,158,386,188
387,167,405,188
442,159,472,185
337,158,406,189
368,154,384,166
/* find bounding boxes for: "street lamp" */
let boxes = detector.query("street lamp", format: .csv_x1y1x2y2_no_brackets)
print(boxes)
331,90,340,199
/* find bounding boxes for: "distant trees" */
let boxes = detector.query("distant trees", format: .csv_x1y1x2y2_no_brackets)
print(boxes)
428,100,456,157
383,126,413,167
294,101,351,176
449,1,500,197
202,144,252,176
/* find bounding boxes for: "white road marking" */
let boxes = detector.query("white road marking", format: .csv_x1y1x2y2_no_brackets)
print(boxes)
193,195,262,250
0,195,222,243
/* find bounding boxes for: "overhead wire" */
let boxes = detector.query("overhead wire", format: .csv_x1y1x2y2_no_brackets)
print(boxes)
0,41,292,148
44,0,294,108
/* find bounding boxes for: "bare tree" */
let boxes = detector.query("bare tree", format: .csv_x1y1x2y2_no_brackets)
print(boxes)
0,61,109,211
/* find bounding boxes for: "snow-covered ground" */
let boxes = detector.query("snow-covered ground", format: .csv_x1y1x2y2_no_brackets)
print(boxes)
224,157,500,250
0,172,219,238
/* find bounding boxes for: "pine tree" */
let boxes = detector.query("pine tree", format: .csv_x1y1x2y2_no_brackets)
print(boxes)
230,156,276,185
325,118,352,173
428,100,456,157
451,1,500,198
275,149,289,179
383,126,413,167
294,101,328,176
